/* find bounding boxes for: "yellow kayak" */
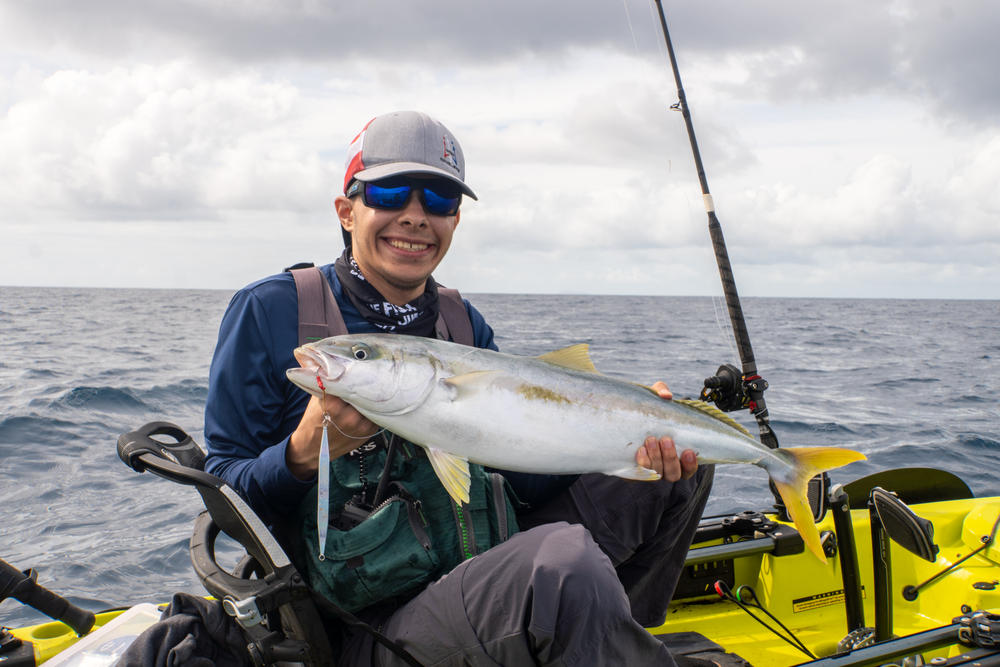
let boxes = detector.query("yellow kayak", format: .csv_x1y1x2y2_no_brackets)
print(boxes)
5,463,999,666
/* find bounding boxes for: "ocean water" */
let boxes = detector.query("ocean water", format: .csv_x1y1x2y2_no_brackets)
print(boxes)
1,287,998,627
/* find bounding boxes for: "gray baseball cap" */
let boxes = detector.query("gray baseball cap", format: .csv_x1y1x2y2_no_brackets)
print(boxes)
342,110,477,199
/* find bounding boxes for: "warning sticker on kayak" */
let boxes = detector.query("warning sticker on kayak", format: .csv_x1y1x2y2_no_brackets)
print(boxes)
792,587,865,613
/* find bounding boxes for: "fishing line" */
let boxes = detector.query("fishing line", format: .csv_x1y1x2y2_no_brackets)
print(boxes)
620,0,642,55
326,419,385,441
712,295,740,362
645,0,668,63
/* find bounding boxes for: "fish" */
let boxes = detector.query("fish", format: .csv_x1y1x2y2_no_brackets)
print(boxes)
286,333,866,562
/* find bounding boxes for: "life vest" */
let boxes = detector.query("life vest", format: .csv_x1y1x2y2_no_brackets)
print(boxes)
287,266,519,614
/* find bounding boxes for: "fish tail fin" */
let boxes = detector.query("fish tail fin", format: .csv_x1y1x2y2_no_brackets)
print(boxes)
770,446,867,563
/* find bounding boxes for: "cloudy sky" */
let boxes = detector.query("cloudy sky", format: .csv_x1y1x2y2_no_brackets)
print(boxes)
1,1,997,299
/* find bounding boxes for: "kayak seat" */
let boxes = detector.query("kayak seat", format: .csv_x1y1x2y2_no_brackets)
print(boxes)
842,467,973,510
117,421,335,666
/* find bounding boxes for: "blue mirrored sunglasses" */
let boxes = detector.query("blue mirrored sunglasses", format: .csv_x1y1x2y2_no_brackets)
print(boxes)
346,177,463,216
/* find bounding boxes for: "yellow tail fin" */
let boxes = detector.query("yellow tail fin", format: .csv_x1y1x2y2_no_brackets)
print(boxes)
771,446,867,563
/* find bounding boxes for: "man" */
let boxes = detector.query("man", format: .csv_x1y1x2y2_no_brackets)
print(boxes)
204,110,714,665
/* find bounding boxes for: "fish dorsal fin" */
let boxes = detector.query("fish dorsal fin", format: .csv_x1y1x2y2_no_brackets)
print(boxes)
538,344,598,373
425,447,471,504
675,398,752,436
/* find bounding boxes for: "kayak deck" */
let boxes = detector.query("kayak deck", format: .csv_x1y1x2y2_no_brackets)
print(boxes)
8,609,127,664
650,497,1000,665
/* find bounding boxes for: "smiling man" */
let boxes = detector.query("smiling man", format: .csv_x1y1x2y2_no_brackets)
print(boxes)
203,110,714,666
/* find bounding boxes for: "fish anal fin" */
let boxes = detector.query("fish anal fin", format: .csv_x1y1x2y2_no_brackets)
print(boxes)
538,344,599,373
676,398,752,436
771,446,868,564
772,477,827,564
610,465,661,482
426,447,471,504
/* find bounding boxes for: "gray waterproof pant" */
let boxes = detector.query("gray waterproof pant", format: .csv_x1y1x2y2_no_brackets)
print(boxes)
343,465,714,666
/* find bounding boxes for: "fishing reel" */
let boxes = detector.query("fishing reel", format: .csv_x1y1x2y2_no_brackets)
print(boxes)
701,364,768,413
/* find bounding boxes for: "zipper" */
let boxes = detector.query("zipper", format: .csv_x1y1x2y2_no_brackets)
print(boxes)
453,502,475,560
370,482,432,552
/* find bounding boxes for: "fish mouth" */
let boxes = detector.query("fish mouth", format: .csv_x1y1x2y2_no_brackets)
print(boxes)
292,345,346,385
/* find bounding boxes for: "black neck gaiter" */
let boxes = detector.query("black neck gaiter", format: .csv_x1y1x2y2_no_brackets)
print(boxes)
333,248,439,336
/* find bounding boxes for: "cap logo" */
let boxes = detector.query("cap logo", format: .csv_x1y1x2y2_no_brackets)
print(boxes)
440,135,459,173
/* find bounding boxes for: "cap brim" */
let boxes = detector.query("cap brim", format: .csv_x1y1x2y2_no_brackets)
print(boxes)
353,162,478,200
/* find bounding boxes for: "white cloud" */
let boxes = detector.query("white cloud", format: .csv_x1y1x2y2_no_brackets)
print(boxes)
0,62,332,220
0,3,997,298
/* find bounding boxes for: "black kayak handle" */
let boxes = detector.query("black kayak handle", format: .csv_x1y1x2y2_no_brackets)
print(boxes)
0,558,96,636
117,421,207,473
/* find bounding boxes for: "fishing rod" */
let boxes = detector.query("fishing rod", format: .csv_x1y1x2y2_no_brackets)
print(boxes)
651,0,779,451
649,3,835,520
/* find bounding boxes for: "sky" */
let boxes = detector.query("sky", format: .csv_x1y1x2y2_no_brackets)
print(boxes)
1,1,998,299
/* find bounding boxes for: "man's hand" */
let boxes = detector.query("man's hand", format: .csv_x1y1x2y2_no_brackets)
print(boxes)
636,380,698,481
287,395,379,480
637,436,698,482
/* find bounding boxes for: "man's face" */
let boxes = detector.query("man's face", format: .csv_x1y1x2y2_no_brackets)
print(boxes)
336,178,461,305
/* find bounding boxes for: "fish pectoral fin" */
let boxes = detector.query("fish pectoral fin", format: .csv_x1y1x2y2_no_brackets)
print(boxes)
440,370,504,400
610,465,661,482
537,344,600,373
426,447,471,505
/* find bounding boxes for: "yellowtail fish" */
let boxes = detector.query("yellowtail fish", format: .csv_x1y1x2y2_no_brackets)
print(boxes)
286,334,866,562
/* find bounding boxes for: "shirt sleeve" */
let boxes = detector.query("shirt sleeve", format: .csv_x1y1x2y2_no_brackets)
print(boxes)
463,299,499,352
203,286,314,525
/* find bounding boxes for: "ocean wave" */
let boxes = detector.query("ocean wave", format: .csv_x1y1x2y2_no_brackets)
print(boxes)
953,433,1000,450
872,377,942,389
953,394,994,404
0,415,82,444
147,380,208,404
771,418,860,438
18,368,62,380
50,386,150,412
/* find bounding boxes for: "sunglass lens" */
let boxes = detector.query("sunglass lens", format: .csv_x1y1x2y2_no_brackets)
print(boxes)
364,181,412,209
422,185,461,216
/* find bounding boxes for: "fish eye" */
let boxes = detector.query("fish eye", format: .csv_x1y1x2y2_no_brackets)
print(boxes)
351,344,371,360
